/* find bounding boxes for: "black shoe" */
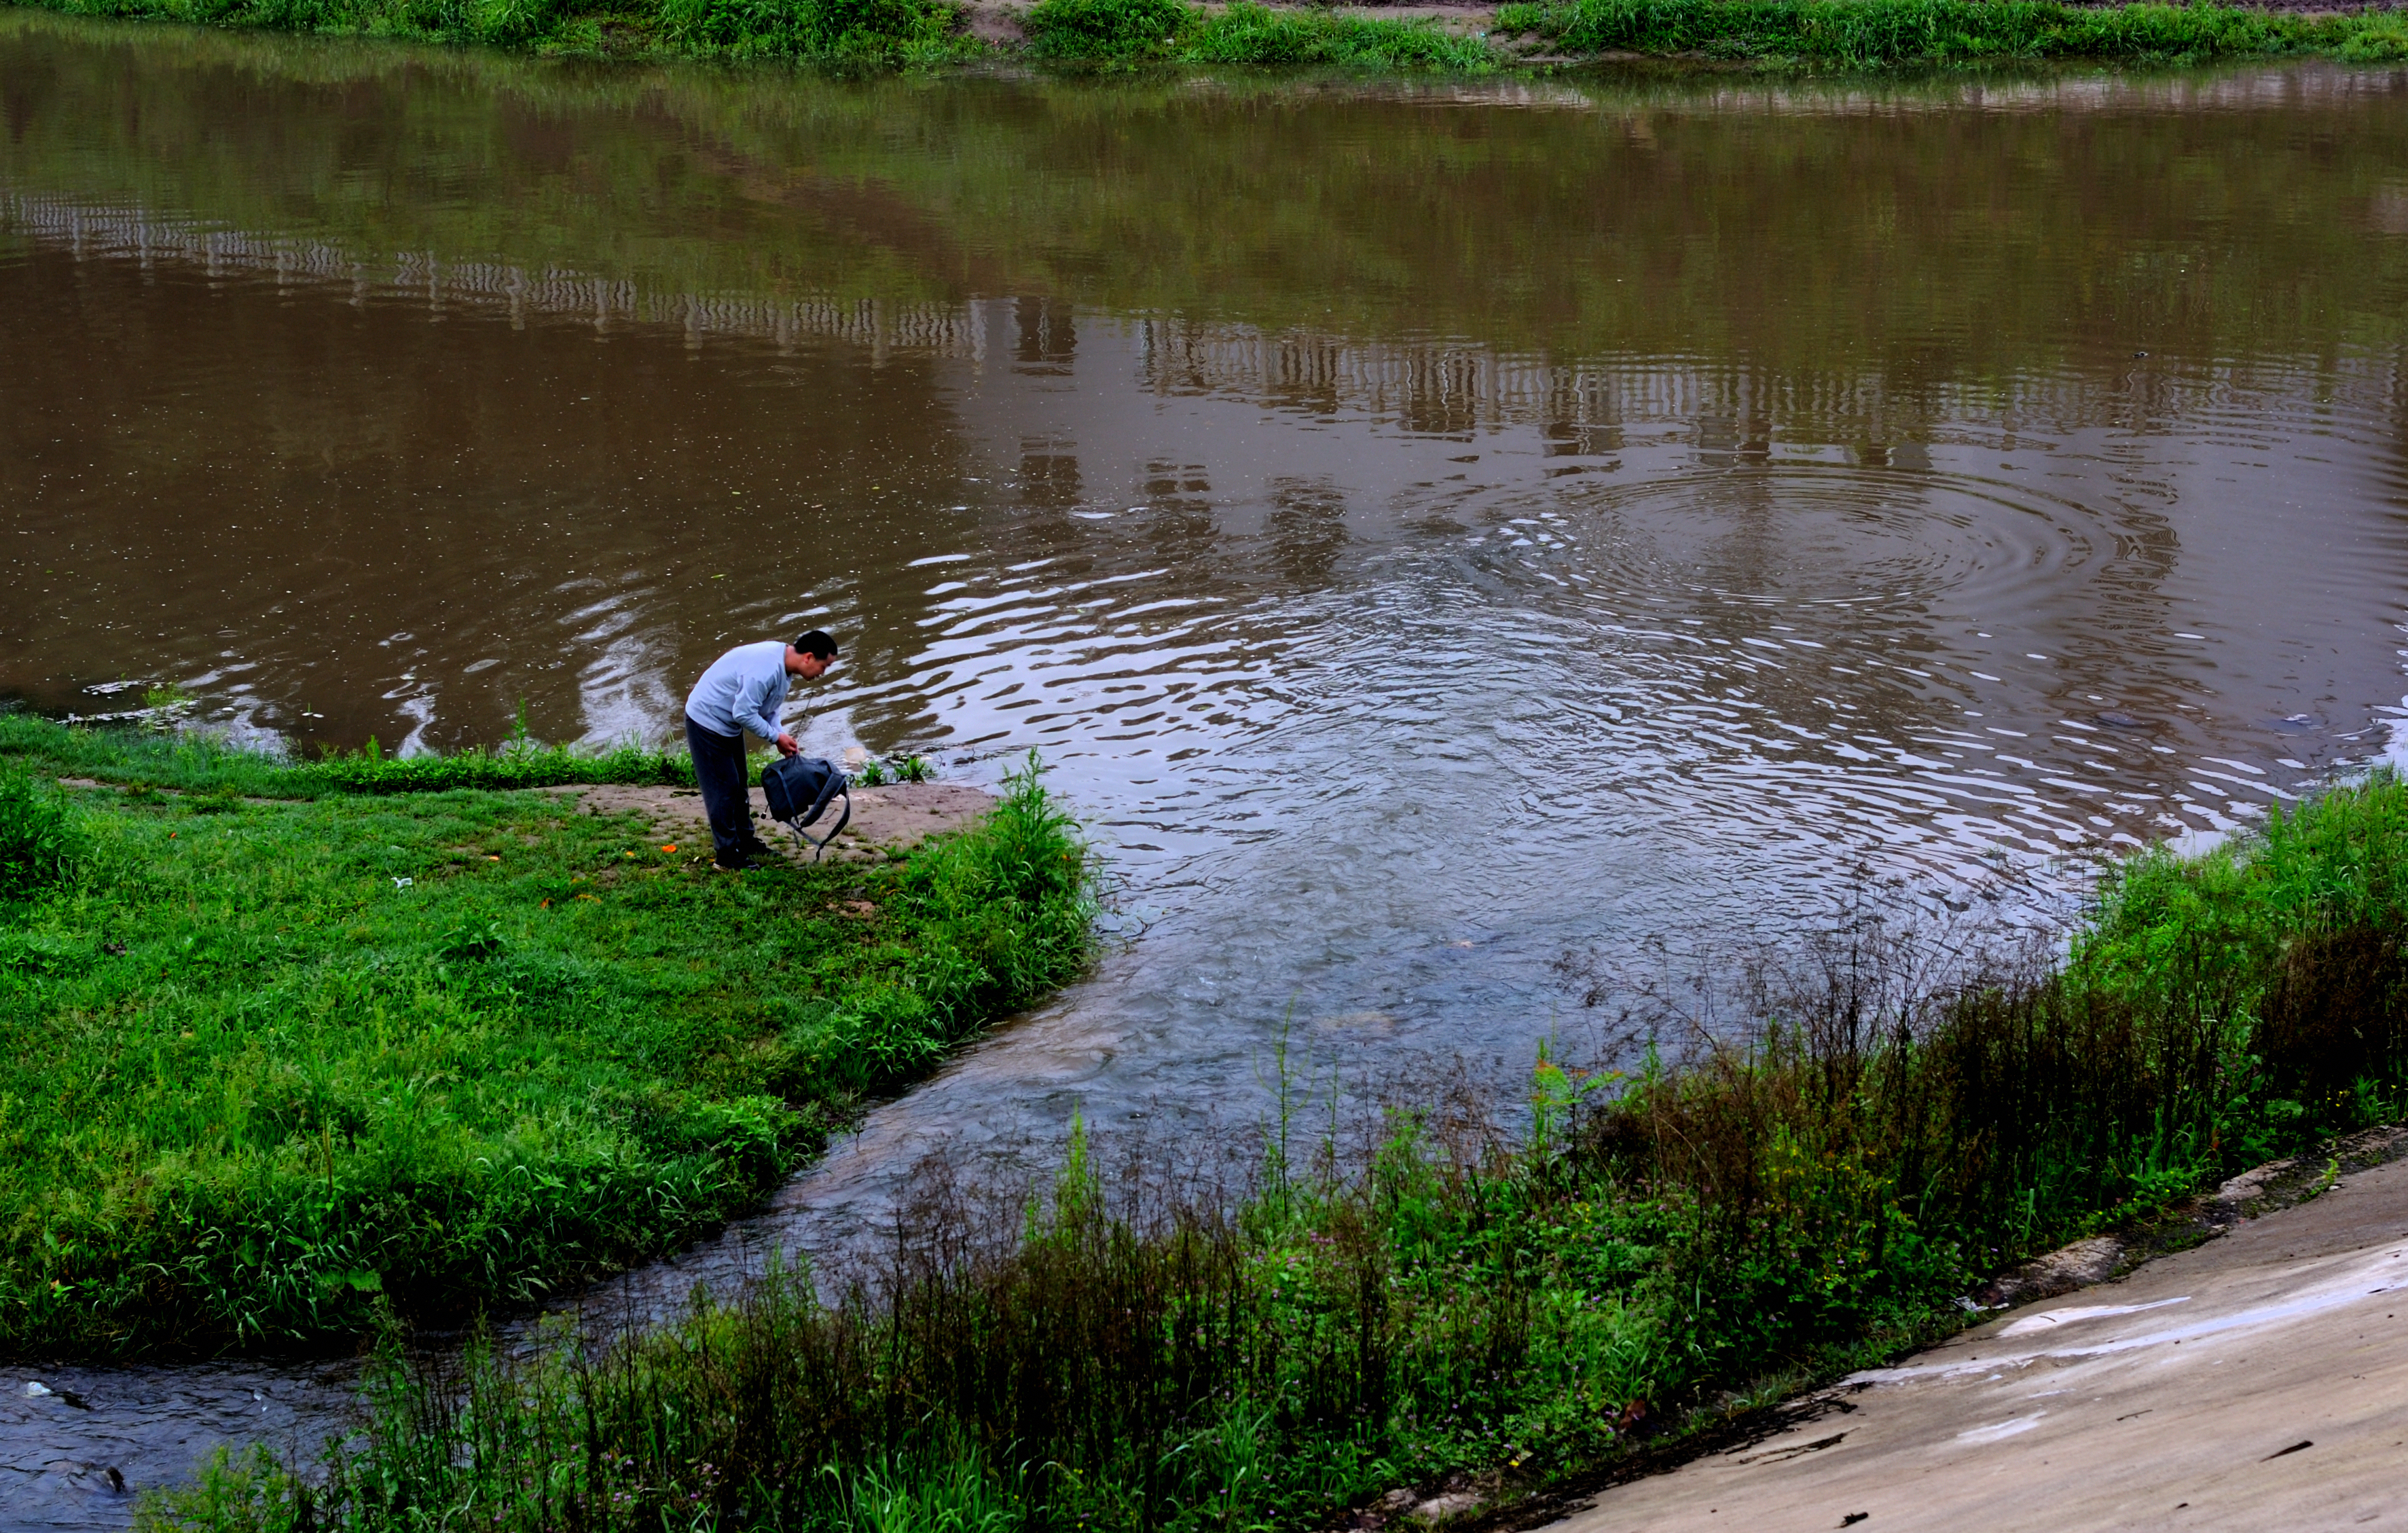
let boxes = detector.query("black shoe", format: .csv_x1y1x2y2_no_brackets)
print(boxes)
712,852,750,872
738,838,780,864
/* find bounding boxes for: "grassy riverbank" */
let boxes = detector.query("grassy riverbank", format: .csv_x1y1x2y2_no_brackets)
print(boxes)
0,722,1093,1355
0,712,695,798
14,0,2408,71
1497,0,2408,67
145,775,2408,1533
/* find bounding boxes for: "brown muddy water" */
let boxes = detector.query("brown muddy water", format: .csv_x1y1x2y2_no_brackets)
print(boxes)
9,10,2408,1522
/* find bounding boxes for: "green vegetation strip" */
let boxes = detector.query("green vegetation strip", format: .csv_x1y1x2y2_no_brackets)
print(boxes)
0,726,1093,1354
0,713,693,798
1495,0,2408,65
145,775,2408,1533
20,0,2408,70
1023,0,1499,70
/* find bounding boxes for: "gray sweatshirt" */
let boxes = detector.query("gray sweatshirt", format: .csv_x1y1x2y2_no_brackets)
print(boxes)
685,641,792,741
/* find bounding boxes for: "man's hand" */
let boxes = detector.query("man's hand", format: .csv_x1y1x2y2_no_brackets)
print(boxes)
776,732,801,757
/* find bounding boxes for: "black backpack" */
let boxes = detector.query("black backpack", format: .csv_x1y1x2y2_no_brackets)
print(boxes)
760,754,852,861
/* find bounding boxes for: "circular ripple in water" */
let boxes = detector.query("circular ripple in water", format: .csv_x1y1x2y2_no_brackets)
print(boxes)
1499,466,2111,611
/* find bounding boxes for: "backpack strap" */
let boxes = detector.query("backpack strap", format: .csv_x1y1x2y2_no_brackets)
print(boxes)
781,782,852,862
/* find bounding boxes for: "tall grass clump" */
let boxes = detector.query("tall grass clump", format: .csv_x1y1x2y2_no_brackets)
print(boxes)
653,0,977,66
1023,0,1501,69
142,776,2408,1533
0,754,1092,1355
799,756,1098,1093
0,757,90,902
1023,0,1190,62
1186,3,1499,71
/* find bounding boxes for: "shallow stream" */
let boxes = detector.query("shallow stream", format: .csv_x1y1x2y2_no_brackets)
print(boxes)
7,17,2408,1523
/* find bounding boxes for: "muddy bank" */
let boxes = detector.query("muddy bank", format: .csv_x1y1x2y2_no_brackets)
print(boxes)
555,779,995,864
1535,1131,2408,1533
51,773,995,862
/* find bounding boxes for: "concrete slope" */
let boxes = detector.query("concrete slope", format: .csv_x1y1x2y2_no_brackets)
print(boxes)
1546,1157,2408,1533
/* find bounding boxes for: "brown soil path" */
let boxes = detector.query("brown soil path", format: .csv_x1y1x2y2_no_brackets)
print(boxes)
1539,1138,2408,1533
557,780,994,864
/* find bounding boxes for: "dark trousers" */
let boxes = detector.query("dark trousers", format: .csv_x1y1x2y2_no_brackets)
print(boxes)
685,717,757,866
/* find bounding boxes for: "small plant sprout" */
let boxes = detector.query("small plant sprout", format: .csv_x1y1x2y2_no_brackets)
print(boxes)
141,681,195,729
504,699,536,755
1529,1036,1612,1158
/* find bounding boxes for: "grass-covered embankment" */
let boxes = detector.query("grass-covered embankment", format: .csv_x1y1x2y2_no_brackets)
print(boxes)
0,711,694,798
8,0,1502,69
0,722,1093,1355
17,0,2408,71
1020,0,1496,70
147,774,2408,1533
1496,0,2408,67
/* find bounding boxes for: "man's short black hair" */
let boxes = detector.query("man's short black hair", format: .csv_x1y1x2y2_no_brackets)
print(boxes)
793,629,839,661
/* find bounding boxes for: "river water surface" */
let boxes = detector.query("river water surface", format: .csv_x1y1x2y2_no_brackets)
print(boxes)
7,15,2408,1523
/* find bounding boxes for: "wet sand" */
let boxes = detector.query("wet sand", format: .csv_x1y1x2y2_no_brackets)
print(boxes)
1539,1137,2408,1533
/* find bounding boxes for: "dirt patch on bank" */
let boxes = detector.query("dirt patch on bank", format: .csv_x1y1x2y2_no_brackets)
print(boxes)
52,771,996,864
558,780,995,864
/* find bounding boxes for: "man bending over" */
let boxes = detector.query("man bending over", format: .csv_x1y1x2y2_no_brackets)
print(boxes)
684,629,839,871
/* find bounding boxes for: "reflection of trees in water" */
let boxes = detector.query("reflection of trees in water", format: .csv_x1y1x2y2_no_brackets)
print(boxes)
0,240,988,755
14,14,2408,378
1512,360,2201,761
0,191,2384,775
1264,477,1349,589
2385,341,2408,556
1138,464,1224,574
1017,439,1084,510
1013,297,1075,376
16,183,2377,501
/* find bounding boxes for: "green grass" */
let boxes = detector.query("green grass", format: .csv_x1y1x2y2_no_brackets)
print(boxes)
140,775,2408,1533
649,0,978,66
20,0,2408,72
1493,0,2408,67
12,0,981,66
1023,0,1501,70
0,743,1093,1355
0,712,696,798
